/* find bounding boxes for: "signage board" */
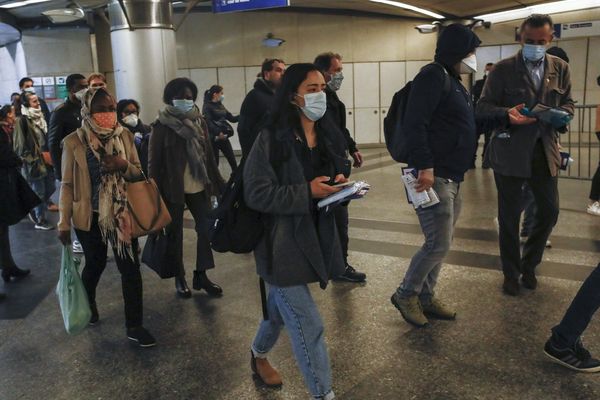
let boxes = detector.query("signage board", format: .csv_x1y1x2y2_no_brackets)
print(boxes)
212,0,290,13
56,76,67,85
31,77,43,86
554,21,600,39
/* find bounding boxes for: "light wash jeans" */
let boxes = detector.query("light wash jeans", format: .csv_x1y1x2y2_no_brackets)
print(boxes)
397,177,462,301
29,173,55,223
252,284,335,400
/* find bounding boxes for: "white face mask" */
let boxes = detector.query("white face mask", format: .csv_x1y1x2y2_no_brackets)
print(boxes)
460,54,477,74
122,114,139,128
23,87,36,94
297,91,327,122
75,88,87,102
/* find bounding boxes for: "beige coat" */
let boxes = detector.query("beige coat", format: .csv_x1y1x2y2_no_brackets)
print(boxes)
58,128,142,232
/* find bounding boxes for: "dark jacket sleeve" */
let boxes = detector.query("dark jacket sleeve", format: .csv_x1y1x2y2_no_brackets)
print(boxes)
40,98,51,127
243,131,311,216
148,123,164,192
0,136,21,168
48,109,64,179
226,110,239,123
238,90,264,155
202,103,221,140
476,67,511,122
404,65,446,170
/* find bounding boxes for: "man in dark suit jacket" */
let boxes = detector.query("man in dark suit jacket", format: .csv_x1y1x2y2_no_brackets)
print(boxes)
477,14,574,296
314,52,367,283
238,59,285,157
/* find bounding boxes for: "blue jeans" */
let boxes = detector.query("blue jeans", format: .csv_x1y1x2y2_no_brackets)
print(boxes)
551,262,600,348
397,177,462,301
252,284,334,400
29,173,55,223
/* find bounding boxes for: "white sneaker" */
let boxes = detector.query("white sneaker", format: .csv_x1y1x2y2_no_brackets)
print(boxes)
72,240,84,254
587,202,600,216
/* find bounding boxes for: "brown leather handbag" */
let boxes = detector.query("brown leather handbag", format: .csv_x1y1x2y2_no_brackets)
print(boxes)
126,170,172,238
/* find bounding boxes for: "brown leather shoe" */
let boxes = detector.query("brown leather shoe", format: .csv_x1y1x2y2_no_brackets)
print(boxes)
251,351,282,388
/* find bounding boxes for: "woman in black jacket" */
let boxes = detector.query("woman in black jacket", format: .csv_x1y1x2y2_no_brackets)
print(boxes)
0,105,37,294
243,64,350,399
117,99,152,175
149,78,225,299
202,85,239,172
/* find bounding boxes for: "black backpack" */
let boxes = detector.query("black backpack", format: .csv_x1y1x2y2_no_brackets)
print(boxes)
383,62,451,163
209,157,266,254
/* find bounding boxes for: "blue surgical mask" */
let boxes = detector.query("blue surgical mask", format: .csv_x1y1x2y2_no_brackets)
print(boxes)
172,99,194,113
297,91,327,122
24,87,36,94
219,94,225,102
523,44,547,62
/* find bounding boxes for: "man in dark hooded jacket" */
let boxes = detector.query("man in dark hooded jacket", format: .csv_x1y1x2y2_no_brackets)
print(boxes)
390,24,503,328
238,59,285,157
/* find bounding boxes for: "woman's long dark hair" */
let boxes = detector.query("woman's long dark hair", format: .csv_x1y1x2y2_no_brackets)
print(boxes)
269,63,321,131
204,85,223,103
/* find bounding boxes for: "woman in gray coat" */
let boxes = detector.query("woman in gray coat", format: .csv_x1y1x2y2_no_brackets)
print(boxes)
244,63,349,400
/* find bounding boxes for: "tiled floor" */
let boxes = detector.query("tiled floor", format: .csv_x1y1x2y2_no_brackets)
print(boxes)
1,149,599,400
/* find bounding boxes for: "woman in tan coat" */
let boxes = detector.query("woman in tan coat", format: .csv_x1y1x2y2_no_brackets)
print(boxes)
58,88,155,347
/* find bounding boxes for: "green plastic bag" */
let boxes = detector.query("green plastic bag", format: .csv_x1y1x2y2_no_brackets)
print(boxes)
56,245,91,335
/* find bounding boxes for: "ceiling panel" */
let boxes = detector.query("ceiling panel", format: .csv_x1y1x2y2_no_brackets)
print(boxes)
1,0,596,23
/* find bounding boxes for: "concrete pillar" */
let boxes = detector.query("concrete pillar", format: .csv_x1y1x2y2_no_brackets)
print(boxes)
108,0,176,123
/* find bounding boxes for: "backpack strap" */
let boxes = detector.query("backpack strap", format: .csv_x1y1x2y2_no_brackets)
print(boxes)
430,62,452,99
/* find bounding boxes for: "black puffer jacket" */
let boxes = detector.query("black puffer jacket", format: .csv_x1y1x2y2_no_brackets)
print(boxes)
238,78,275,157
202,101,239,142
48,98,82,180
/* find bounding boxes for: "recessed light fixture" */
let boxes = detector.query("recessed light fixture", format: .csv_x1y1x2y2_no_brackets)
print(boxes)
42,5,85,23
370,0,445,19
0,0,53,9
475,0,600,24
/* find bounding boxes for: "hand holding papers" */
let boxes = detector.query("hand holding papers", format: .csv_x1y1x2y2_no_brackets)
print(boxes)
317,181,371,211
401,168,440,209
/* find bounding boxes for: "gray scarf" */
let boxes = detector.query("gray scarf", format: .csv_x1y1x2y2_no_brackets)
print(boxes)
157,105,210,185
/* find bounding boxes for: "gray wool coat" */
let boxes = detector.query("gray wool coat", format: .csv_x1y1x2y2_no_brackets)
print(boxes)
477,51,575,178
243,128,346,289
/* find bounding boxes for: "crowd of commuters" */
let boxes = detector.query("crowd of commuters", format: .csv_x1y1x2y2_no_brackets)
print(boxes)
0,13,599,398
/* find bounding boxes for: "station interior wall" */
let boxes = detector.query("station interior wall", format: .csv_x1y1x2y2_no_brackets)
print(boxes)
2,7,600,149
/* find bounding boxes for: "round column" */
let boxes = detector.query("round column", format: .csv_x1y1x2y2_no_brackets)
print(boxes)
108,0,177,123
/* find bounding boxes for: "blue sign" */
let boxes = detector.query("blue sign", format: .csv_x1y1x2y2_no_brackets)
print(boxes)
212,0,290,13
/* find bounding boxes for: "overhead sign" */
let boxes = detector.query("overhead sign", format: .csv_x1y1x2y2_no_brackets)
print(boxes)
212,0,290,13
554,21,600,39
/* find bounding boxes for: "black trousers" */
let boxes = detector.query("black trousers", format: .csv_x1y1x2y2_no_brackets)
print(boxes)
590,162,600,201
0,224,16,270
212,138,237,171
166,191,215,277
494,143,559,281
75,213,143,329
334,204,349,264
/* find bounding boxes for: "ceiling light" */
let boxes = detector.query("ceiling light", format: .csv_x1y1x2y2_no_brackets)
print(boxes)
262,33,285,47
42,6,85,23
475,0,600,24
370,0,445,19
0,0,53,9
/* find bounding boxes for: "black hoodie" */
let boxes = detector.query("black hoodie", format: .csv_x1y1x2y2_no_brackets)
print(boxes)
238,78,276,157
405,24,484,182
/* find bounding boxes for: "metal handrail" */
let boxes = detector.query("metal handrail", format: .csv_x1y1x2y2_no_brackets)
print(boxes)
561,104,599,180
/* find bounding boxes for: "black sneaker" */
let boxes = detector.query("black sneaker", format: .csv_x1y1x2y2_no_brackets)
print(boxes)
127,326,157,348
544,338,600,373
28,211,38,224
333,265,366,283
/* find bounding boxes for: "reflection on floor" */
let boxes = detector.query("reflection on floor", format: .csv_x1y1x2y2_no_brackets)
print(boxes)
1,148,599,399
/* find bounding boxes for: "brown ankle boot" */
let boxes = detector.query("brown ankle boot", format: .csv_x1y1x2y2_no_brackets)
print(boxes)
250,351,282,388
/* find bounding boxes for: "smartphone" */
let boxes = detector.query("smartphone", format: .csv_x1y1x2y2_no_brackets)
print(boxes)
332,180,355,188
